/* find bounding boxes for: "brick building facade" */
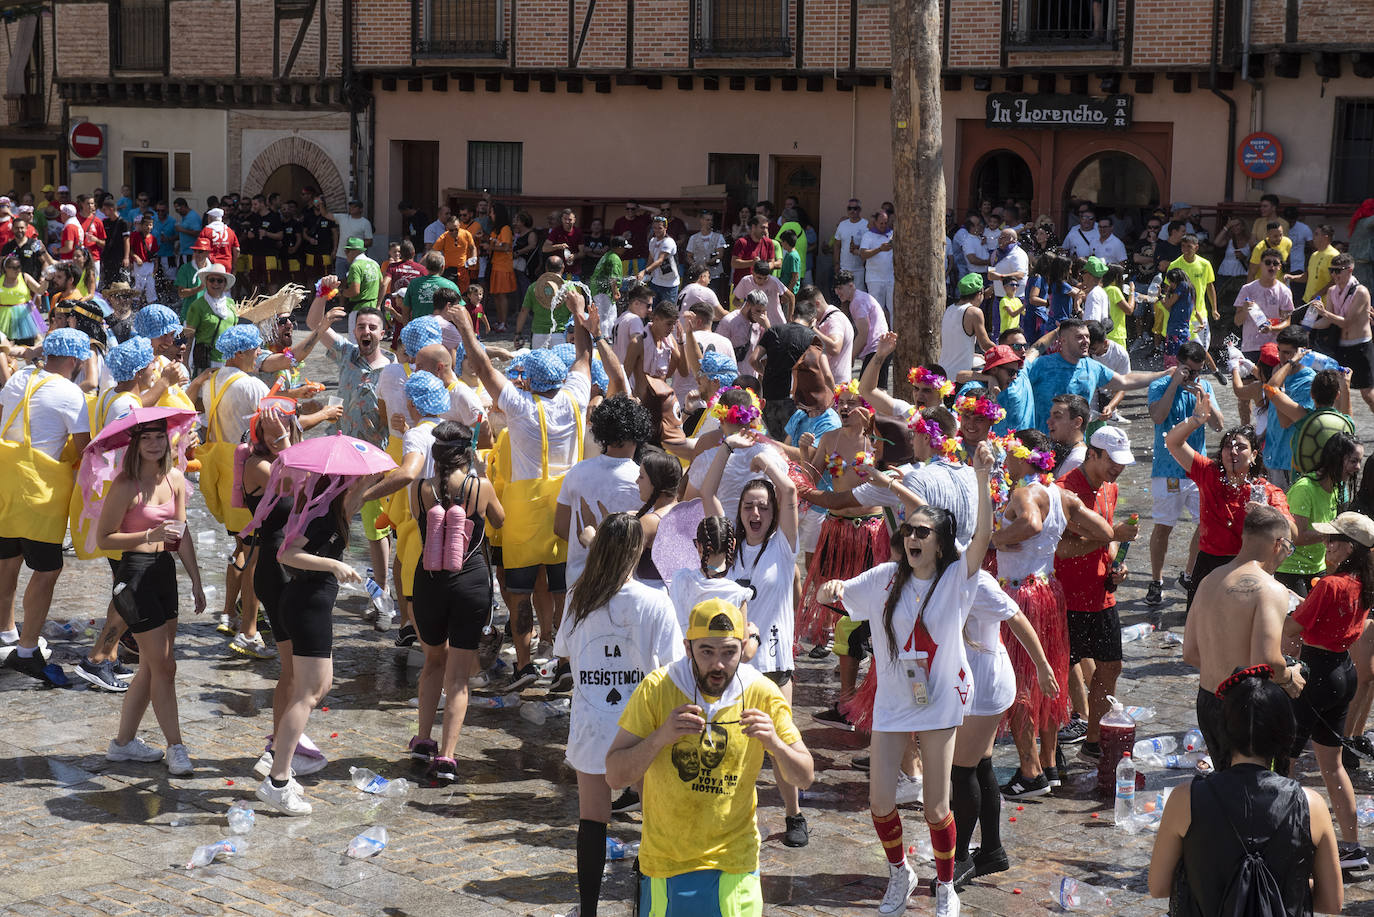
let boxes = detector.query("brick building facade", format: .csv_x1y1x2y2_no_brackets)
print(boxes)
0,1,63,195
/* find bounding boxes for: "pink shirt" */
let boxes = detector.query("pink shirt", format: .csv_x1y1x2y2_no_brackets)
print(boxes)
816,304,855,383
717,309,761,378
848,290,889,358
1234,278,1294,352
731,274,789,326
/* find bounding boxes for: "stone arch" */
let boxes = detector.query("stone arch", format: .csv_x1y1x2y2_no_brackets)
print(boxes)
243,136,347,208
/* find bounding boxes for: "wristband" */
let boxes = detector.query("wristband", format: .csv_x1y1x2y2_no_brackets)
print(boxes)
591,335,604,345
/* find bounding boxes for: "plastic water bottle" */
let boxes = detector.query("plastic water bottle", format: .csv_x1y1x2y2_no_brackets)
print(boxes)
1120,622,1155,643
184,837,248,869
519,701,548,725
41,619,89,639
1060,876,1114,910
1146,275,1161,302
1299,350,1341,372
1356,796,1374,827
1123,705,1157,723
1133,736,1178,758
1163,751,1207,769
345,825,388,859
225,803,255,834
1114,754,1135,826
605,837,639,860
348,766,411,798
1183,728,1205,752
364,577,395,619
469,692,522,710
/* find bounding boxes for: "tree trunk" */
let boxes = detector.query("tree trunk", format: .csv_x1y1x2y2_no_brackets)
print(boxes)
889,0,946,398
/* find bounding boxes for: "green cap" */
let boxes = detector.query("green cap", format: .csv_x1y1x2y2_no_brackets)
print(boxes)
957,273,984,297
1084,256,1108,277
345,236,366,251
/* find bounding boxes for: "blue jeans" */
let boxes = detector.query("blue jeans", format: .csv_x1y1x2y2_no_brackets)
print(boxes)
650,282,679,304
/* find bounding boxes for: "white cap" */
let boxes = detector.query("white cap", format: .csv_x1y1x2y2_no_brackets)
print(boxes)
1089,425,1135,465
207,207,224,220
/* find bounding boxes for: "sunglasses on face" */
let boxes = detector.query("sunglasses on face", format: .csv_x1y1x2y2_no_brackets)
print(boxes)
1263,261,1282,268
206,277,227,284
902,525,935,540
1009,342,1028,351
847,206,861,211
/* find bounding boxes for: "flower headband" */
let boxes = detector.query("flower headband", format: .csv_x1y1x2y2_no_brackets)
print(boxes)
833,379,874,414
909,415,962,459
708,386,763,430
1005,435,1055,473
908,366,954,400
955,394,1006,423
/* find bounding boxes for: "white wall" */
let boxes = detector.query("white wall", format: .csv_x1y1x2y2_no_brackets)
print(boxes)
68,106,229,209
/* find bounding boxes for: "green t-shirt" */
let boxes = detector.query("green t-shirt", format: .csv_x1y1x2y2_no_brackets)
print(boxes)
778,220,806,272
1105,285,1128,348
1168,254,1216,328
780,249,802,293
182,295,239,360
589,252,624,298
345,254,381,313
1277,474,1338,576
404,274,460,318
525,275,570,335
175,260,201,315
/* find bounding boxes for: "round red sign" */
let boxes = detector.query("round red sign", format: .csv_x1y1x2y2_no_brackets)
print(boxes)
1237,132,1283,180
69,121,104,159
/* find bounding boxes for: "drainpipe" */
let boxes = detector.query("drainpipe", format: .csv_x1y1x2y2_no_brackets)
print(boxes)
1240,0,1252,82
1210,0,1237,202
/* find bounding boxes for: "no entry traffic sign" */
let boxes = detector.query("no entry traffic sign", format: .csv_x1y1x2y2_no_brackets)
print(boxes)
69,121,105,159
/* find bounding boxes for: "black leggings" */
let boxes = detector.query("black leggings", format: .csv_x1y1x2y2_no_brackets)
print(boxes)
1292,644,1357,752
254,536,288,643
277,572,339,659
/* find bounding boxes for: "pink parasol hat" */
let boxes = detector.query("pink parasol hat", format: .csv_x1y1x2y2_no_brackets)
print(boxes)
85,406,198,455
238,432,397,551
650,498,706,583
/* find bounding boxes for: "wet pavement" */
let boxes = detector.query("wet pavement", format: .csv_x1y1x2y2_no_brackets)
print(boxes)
4,336,1374,916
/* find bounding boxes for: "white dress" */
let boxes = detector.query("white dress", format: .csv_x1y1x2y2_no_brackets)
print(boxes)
965,570,1020,717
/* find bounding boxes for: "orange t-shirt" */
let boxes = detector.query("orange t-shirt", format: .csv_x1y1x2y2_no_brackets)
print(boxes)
491,225,514,273
432,228,475,272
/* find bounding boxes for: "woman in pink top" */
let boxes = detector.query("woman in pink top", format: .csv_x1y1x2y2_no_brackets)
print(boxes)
97,418,206,777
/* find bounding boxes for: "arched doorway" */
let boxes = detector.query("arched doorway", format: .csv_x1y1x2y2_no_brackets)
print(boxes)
242,136,348,210
262,164,321,206
1063,152,1160,239
971,151,1034,216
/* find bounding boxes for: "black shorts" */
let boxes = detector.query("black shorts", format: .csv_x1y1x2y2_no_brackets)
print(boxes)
762,669,794,687
277,572,339,658
112,552,178,635
1067,607,1123,665
1292,644,1357,751
1196,687,1227,769
1274,571,1312,598
1338,340,1374,391
489,546,503,569
254,547,288,642
505,562,567,595
0,536,63,572
411,559,492,651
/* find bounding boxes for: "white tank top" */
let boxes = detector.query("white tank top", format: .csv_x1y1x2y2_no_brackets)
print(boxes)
995,482,1066,583
939,302,977,377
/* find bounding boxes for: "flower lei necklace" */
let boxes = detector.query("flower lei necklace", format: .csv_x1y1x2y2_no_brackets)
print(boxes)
707,386,763,430
908,366,954,400
955,394,1006,423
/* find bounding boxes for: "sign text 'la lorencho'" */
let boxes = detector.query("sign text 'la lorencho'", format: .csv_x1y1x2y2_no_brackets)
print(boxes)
986,94,1132,130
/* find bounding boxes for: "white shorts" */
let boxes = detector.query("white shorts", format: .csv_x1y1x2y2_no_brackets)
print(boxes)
1193,322,1212,352
799,509,823,554
1150,476,1200,527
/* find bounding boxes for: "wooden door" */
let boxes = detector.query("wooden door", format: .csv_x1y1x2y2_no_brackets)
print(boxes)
771,156,821,226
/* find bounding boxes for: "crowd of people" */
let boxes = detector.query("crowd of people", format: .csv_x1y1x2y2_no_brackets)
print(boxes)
3,182,1374,917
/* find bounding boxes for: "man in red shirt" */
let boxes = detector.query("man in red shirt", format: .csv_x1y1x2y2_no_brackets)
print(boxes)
79,194,107,284
196,206,240,272
730,215,777,302
611,201,652,276
55,202,81,259
543,208,585,280
129,212,160,304
1053,425,1139,761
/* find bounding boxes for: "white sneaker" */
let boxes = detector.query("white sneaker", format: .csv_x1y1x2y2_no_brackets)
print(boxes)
252,750,274,778
107,736,164,763
230,632,276,659
256,775,312,816
933,879,960,917
895,772,924,806
878,859,917,915
166,744,193,776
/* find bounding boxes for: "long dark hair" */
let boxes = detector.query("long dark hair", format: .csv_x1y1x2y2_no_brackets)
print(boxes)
1312,432,1360,504
297,474,351,552
1043,251,1072,289
567,513,643,630
1329,526,1374,609
1220,671,1296,773
882,507,959,662
735,477,779,548
696,515,736,576
1354,453,1374,515
637,447,681,517
1213,424,1266,477
430,421,476,509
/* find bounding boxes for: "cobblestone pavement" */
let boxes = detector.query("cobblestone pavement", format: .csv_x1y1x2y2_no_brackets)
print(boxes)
4,337,1374,916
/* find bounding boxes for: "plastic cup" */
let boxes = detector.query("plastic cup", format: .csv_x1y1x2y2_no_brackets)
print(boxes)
326,396,343,409
163,520,185,552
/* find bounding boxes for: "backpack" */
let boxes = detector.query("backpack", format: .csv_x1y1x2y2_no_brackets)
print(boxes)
1205,781,1289,917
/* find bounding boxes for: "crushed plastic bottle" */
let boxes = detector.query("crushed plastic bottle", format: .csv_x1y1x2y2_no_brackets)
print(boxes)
1163,751,1207,770
1133,736,1177,758
1122,705,1157,724
605,837,639,860
348,766,411,798
907,833,933,863
1161,631,1185,645
1183,728,1205,752
345,825,389,859
1120,622,1155,643
185,837,248,869
520,699,571,725
225,803,255,834
469,693,522,710
1357,796,1374,827
41,618,93,639
1059,876,1113,910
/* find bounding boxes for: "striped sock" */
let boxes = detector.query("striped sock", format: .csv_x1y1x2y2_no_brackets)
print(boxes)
872,807,906,866
929,811,957,882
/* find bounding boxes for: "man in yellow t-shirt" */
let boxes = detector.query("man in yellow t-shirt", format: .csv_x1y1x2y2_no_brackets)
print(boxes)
1169,234,1218,344
1289,224,1340,305
1248,222,1293,281
607,599,814,917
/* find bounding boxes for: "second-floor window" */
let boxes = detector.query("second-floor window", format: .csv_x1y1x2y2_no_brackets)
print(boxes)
416,0,507,58
696,0,790,57
1008,0,1117,48
112,0,167,72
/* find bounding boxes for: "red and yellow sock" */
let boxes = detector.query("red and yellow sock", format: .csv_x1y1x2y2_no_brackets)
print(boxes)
872,807,906,866
929,812,957,882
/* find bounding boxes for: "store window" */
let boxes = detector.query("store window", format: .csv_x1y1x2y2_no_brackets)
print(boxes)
1333,99,1374,203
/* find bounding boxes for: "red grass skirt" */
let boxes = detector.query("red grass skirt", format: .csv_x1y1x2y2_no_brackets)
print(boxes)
796,513,891,646
998,574,1069,734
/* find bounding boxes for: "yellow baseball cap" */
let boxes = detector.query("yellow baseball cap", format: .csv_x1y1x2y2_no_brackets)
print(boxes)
686,598,746,641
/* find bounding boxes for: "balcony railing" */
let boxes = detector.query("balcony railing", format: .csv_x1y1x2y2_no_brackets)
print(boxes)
414,0,508,58
1006,0,1118,49
112,0,167,72
694,0,791,57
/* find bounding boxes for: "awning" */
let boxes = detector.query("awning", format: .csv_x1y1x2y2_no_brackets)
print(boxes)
4,14,37,101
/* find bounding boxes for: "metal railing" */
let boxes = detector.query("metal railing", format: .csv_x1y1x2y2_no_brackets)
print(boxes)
695,0,791,57
112,0,167,72
1006,0,1118,49
414,0,507,58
